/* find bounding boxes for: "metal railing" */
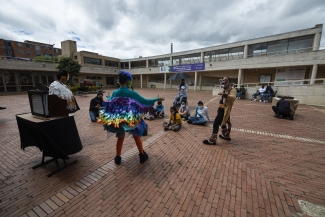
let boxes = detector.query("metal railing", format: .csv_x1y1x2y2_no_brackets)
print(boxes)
214,78,325,89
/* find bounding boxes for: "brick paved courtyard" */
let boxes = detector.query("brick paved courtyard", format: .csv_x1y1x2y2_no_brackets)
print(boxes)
0,88,325,217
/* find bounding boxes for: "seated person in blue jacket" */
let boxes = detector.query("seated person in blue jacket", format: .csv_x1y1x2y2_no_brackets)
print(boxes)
236,85,246,99
178,101,190,120
187,101,211,125
89,92,104,122
155,101,165,118
163,106,182,132
261,85,274,103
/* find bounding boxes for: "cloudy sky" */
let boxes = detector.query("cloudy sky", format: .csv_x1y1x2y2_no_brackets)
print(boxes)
1,0,325,59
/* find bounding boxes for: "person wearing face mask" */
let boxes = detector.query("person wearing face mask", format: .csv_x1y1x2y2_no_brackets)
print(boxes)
163,106,182,132
89,92,104,122
179,86,187,104
178,101,190,120
179,79,188,92
187,101,211,125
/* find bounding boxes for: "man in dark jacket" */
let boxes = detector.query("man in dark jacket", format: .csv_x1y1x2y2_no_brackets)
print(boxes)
89,92,104,122
272,98,293,120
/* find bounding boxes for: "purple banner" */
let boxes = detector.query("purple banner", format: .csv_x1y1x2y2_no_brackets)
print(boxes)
170,63,205,72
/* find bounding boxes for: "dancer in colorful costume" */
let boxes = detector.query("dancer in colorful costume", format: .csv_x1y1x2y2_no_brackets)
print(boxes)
98,71,164,165
203,77,236,145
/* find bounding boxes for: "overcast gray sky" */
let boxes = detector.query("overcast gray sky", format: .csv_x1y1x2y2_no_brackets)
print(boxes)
1,0,325,59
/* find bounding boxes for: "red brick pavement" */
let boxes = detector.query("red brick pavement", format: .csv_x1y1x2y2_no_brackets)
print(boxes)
0,88,324,216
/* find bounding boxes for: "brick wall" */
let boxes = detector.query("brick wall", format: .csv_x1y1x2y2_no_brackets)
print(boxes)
0,39,6,57
243,68,277,83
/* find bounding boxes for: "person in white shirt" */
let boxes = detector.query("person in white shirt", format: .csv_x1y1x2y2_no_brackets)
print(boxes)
253,85,266,101
187,101,211,125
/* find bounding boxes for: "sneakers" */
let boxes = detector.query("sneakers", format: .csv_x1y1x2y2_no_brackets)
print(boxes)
260,100,262,102
139,152,149,163
187,120,193,124
264,100,268,103
203,139,216,145
114,156,121,165
254,99,257,101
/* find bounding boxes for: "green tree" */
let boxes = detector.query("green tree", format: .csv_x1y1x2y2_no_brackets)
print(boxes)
56,57,82,85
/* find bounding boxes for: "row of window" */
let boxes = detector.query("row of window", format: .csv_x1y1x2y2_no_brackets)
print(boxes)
85,76,102,80
83,57,119,67
17,42,58,52
0,71,55,92
120,35,315,68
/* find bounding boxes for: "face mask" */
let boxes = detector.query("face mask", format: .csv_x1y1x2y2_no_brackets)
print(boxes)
199,106,203,109
181,105,185,108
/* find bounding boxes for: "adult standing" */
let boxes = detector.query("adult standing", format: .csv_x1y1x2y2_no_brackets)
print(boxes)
98,70,165,165
49,70,80,113
179,79,188,92
89,92,104,122
203,77,236,145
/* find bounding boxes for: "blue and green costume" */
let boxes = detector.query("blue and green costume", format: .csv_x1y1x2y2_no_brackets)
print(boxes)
98,81,158,137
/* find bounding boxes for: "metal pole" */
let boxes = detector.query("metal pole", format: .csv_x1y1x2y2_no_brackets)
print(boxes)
171,43,173,54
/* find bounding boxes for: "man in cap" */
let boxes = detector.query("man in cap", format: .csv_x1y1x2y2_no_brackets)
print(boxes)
89,92,104,122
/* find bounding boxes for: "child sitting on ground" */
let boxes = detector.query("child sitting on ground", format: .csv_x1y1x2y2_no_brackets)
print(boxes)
155,101,165,118
163,106,182,132
144,106,157,120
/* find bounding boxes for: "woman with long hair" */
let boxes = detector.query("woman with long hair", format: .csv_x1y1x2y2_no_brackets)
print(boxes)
163,106,182,132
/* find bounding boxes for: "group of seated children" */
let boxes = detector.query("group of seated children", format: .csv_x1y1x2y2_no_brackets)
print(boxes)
253,85,274,102
144,101,165,120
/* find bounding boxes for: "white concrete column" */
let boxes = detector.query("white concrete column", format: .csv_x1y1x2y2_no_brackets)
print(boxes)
140,74,143,88
313,33,321,51
200,52,204,62
243,44,248,58
170,77,172,89
164,73,166,89
199,74,202,90
194,71,197,91
146,60,148,68
146,74,149,88
238,69,243,86
129,61,131,69
310,64,318,84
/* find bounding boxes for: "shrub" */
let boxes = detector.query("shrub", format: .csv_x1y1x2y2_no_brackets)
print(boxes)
70,86,79,93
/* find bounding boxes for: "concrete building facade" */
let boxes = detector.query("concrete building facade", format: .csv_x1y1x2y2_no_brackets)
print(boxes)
0,39,62,60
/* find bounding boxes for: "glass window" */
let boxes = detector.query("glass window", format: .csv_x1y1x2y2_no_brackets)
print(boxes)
27,51,31,55
105,60,118,67
19,72,33,91
35,45,40,50
91,76,97,79
19,50,24,54
228,47,244,59
106,77,114,85
33,72,40,84
41,73,47,86
248,43,267,57
18,42,23,47
96,77,102,80
204,51,214,62
36,52,41,56
288,35,313,54
267,39,288,55
157,58,170,67
48,74,55,84
4,71,17,92
86,76,91,79
26,44,31,48
215,49,229,60
84,57,101,65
